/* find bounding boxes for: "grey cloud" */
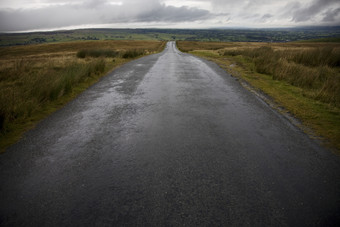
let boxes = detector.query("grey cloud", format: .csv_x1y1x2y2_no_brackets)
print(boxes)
0,0,210,31
260,13,273,22
291,0,340,22
210,0,274,8
135,5,210,23
262,14,273,19
83,0,108,8
1,0,339,31
322,7,340,22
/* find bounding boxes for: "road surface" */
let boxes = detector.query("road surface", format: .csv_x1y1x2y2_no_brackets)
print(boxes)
1,41,339,226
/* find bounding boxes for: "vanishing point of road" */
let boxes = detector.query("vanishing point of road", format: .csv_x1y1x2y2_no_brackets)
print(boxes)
1,42,339,226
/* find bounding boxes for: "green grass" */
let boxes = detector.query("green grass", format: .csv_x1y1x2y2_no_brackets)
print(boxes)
177,41,340,153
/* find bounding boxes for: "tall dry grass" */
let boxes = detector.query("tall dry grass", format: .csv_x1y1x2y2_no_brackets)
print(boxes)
221,46,340,106
0,40,166,136
0,57,107,133
0,40,165,58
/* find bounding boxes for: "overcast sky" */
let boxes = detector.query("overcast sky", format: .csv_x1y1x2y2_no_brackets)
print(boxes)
0,0,339,32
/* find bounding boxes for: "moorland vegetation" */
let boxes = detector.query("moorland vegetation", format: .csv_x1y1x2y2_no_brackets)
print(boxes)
0,40,165,151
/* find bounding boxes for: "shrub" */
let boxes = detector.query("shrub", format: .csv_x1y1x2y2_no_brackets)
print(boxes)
122,49,144,58
77,49,87,58
76,49,119,58
222,50,242,56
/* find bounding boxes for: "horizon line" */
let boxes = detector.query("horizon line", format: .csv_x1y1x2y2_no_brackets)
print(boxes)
1,25,340,34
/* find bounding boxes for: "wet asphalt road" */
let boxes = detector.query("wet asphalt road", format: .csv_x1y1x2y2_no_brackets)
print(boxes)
1,41,340,226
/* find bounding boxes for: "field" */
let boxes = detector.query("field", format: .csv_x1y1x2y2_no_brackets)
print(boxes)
0,40,166,151
177,41,340,152
1,36,340,153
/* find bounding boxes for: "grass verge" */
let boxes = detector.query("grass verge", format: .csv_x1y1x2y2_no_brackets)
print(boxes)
177,41,340,153
0,40,166,152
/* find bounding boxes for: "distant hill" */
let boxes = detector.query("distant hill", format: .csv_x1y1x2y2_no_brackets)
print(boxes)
1,27,340,46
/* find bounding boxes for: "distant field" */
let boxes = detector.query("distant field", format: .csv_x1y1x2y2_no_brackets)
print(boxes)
0,40,166,151
1,27,340,46
177,41,340,152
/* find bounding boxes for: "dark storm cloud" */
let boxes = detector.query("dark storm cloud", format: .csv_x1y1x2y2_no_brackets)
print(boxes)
0,0,210,31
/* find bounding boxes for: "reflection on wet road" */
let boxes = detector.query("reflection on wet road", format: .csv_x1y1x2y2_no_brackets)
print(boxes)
1,41,339,226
